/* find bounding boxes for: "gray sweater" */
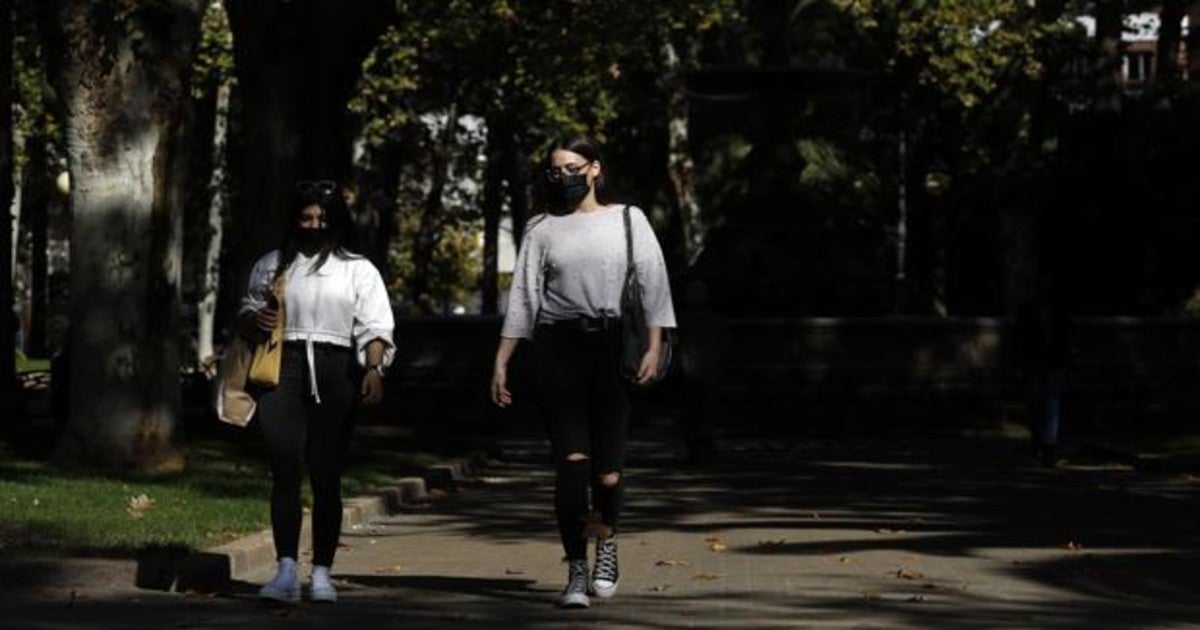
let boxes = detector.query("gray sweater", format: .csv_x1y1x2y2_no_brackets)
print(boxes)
501,205,677,339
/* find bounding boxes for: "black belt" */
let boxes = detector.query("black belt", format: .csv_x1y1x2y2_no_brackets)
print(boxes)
541,316,620,332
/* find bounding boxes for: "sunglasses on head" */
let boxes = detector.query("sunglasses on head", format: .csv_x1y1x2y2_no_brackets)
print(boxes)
296,179,338,197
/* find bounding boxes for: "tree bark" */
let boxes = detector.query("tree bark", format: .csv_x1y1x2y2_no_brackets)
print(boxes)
662,35,705,267
196,79,230,368
222,0,392,328
408,107,456,312
20,130,49,356
1,0,15,425
1156,0,1185,87
38,0,204,471
480,114,512,315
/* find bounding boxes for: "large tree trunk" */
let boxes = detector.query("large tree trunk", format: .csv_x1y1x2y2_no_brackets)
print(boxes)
196,79,230,369
1,0,15,426
222,0,392,328
1093,1,1124,112
39,0,204,471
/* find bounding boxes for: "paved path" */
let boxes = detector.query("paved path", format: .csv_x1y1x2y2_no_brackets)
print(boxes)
4,438,1199,628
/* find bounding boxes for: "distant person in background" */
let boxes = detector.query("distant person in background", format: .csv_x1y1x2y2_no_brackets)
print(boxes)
1014,276,1077,467
676,278,728,465
490,134,676,609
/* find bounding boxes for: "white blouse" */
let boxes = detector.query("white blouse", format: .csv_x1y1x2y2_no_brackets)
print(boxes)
241,250,395,401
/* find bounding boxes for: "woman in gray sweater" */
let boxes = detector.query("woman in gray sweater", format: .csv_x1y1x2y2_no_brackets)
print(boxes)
490,135,676,609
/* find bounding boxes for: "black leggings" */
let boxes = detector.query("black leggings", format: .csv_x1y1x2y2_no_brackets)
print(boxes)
531,324,629,560
257,342,357,567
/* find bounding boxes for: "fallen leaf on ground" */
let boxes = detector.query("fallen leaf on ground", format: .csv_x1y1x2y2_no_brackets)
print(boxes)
896,568,925,580
838,556,850,563
504,568,524,575
647,584,671,592
693,573,719,581
374,565,403,573
906,594,926,603
126,494,155,518
757,540,787,548
710,542,728,552
337,542,355,549
704,536,724,543
655,559,691,567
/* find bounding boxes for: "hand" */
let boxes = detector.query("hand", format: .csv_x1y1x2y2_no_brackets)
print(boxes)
491,366,512,407
635,346,661,385
254,307,279,333
360,369,384,405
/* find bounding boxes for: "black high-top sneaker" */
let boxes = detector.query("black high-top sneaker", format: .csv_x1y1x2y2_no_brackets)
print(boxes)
557,558,590,608
591,537,619,599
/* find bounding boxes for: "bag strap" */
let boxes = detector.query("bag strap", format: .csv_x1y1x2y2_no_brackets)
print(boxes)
623,204,636,279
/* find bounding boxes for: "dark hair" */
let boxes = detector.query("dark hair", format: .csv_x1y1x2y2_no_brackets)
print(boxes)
274,180,359,279
534,133,608,214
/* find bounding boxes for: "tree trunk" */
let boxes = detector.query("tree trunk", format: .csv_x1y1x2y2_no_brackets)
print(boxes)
1094,1,1124,112
21,131,49,356
480,114,511,315
38,0,204,472
1188,2,1200,79
222,0,392,329
196,80,230,369
662,35,705,267
409,108,456,311
1156,0,1185,87
1,0,15,426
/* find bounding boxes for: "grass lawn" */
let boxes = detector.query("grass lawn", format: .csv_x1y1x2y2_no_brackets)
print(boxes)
0,431,446,557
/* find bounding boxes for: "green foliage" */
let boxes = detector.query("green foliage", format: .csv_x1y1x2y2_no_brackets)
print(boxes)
189,0,233,100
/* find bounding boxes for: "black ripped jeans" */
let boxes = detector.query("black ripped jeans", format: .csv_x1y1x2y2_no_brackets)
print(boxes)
257,342,356,567
531,322,630,560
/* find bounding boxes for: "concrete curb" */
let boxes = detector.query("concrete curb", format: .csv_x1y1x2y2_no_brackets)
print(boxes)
162,450,490,592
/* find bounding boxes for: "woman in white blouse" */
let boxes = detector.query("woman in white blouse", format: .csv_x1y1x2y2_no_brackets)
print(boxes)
491,135,676,609
240,180,395,603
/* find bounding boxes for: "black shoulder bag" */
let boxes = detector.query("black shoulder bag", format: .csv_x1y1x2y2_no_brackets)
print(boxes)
620,205,673,385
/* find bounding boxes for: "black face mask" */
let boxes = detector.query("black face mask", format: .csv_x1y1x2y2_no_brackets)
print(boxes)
552,173,591,211
296,229,328,255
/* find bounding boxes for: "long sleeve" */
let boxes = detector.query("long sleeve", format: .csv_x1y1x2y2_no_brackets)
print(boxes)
630,207,677,328
500,225,546,339
351,260,396,368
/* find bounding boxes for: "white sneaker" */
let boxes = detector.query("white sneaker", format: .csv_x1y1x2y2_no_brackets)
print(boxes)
591,537,619,599
310,565,338,603
556,559,590,609
258,559,300,603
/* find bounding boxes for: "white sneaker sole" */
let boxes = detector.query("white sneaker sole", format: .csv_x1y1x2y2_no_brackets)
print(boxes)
557,592,590,609
591,579,618,599
258,585,300,603
310,587,338,603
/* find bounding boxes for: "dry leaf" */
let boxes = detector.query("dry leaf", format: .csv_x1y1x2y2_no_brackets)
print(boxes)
647,584,671,592
704,536,724,543
655,559,691,567
896,568,925,580
126,494,155,518
374,564,403,574
504,568,524,575
710,542,728,553
838,556,850,563
693,573,719,581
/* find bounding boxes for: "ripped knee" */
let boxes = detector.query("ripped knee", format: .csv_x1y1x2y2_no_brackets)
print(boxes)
598,471,621,487
564,452,589,462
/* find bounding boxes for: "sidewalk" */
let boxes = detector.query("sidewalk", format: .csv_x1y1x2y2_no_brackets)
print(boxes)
3,437,1199,628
